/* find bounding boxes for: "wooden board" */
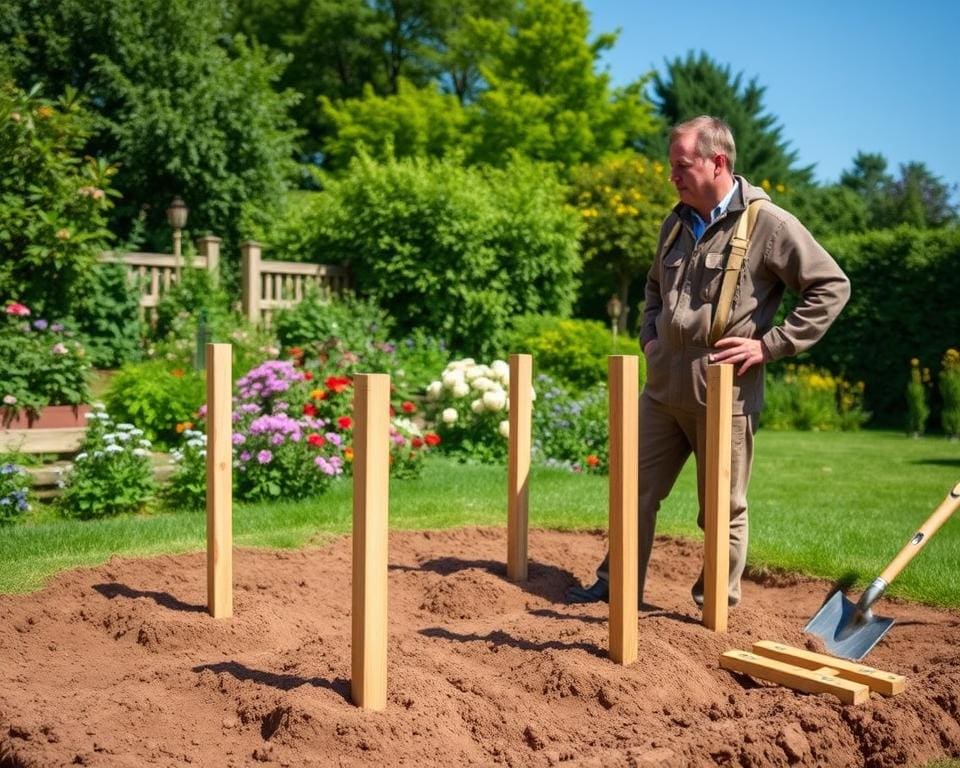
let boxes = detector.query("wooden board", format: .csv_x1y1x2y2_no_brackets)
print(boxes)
720,649,869,705
703,364,733,632
507,354,532,582
0,428,86,454
752,640,906,696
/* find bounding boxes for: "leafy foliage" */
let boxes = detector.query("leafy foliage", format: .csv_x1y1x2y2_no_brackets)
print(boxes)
0,83,117,316
532,374,608,474
0,463,31,524
939,349,960,439
569,151,676,324
905,358,931,437
70,262,144,368
311,154,581,355
761,364,868,431
104,361,206,449
502,315,645,391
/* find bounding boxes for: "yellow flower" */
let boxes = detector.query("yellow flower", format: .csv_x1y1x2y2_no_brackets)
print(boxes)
775,183,786,193
56,228,71,240
36,106,53,119
761,179,771,191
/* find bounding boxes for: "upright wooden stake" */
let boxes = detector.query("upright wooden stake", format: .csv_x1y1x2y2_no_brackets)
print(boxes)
206,343,232,619
351,373,390,710
608,355,638,665
703,364,733,632
507,354,532,582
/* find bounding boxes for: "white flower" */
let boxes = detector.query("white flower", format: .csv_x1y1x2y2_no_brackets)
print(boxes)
132,448,148,457
482,389,507,412
470,398,484,414
105,444,123,453
498,420,510,438
425,381,443,400
441,407,459,424
465,365,490,381
117,423,135,431
471,376,496,392
451,381,470,398
442,369,466,389
490,360,510,381
75,452,88,461
139,439,152,448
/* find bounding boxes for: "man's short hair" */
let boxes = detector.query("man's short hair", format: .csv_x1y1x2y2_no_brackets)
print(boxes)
670,116,737,172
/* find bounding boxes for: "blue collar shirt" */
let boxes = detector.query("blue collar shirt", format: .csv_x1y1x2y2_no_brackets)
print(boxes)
691,181,739,241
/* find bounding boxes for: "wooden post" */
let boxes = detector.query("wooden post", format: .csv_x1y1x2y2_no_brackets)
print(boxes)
240,241,262,325
206,343,233,619
197,235,221,286
608,355,638,665
703,364,733,632
507,354,532,582
351,373,390,710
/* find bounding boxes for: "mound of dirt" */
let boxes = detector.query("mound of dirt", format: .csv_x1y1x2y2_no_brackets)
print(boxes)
1,528,959,767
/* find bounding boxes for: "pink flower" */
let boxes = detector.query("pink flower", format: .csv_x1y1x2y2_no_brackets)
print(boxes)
4,302,30,317
51,342,68,355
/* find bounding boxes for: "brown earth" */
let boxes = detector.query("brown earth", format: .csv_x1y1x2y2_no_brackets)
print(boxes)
2,528,959,768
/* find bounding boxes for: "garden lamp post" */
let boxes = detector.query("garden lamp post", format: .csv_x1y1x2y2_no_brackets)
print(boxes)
166,196,189,280
606,294,622,349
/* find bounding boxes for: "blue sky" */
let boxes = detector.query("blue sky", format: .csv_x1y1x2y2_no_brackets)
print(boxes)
581,1,959,190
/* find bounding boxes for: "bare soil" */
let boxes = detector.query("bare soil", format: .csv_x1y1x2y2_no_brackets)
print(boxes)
2,528,959,767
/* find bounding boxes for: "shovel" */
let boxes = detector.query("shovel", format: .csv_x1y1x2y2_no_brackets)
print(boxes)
804,481,960,660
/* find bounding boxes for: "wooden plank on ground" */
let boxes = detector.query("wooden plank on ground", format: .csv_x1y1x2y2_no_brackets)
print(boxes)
720,650,869,705
752,640,906,696
0,428,86,454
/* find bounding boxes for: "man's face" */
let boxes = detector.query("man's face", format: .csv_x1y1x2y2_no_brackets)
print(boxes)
668,131,724,217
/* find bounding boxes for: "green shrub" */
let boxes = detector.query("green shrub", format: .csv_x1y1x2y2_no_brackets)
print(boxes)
104,361,206,449
905,358,931,436
940,348,960,439
273,289,393,358
761,364,869,431
0,83,117,317
809,226,960,425
502,315,645,390
162,427,207,511
71,262,144,368
307,154,581,356
59,405,155,519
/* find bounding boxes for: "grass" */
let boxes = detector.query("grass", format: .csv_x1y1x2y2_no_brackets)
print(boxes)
1,430,959,607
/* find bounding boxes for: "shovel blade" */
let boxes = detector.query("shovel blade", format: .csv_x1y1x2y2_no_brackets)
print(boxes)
804,591,895,661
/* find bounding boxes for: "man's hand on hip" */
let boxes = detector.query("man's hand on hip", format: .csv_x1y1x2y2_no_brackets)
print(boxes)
709,337,769,375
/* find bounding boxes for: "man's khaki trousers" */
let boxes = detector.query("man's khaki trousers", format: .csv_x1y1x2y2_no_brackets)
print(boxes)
596,393,757,605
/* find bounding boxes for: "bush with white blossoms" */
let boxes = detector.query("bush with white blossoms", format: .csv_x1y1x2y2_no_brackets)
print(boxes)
424,358,528,463
59,404,156,519
162,428,208,511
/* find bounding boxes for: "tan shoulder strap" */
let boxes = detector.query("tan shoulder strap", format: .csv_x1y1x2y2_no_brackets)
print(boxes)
708,200,764,345
658,218,682,262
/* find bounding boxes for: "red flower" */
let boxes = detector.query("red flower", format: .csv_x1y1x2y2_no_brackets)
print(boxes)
4,302,30,317
303,403,317,417
401,400,416,414
411,437,424,448
302,371,314,382
170,368,185,379
424,432,441,447
585,454,600,468
307,433,326,447
337,416,353,430
325,376,351,394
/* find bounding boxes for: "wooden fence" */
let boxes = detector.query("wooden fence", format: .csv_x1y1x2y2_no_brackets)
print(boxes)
97,237,351,325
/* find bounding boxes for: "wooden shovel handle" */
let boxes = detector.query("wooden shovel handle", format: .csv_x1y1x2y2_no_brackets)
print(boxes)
878,481,960,585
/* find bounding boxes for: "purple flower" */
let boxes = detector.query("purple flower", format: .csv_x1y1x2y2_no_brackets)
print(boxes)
232,433,246,445
270,433,285,446
325,432,342,447
257,450,273,464
50,323,64,332
239,451,252,462
33,319,48,331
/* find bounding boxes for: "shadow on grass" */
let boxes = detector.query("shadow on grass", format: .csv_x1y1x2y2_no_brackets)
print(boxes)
910,458,960,468
93,582,205,613
192,660,351,704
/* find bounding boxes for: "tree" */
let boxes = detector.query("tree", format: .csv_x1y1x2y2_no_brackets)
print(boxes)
1,0,302,260
651,51,813,187
570,152,676,328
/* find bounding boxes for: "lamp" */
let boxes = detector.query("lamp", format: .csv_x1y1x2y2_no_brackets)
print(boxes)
165,196,189,279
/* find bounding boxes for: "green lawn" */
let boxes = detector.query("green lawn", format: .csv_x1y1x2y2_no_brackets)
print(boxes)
2,430,958,607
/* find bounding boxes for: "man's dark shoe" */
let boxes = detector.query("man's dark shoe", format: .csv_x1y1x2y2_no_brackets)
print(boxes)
565,579,609,604
692,591,740,609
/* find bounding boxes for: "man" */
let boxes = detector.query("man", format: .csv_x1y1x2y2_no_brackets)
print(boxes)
567,115,850,608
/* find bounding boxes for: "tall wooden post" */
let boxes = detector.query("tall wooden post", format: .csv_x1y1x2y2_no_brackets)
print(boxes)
703,364,733,632
240,241,262,325
608,355,638,665
507,354,532,582
206,343,233,619
351,373,390,710
197,235,221,286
